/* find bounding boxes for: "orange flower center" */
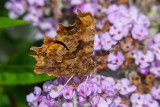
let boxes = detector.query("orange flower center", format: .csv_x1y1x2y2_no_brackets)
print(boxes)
131,52,134,56
115,59,118,63
98,42,101,46
136,102,139,105
32,13,36,17
66,93,69,96
81,91,85,94
107,41,111,44
118,31,121,34
126,46,129,49
141,57,145,61
124,87,127,90
137,34,141,37
156,50,160,54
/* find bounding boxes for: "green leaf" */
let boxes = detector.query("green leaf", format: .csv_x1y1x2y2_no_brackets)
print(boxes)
0,28,37,63
0,51,56,85
0,17,32,28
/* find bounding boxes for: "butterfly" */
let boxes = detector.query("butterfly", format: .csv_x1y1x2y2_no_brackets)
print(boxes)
30,10,95,77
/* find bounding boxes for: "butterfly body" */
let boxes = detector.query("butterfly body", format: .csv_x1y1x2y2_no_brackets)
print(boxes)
30,10,95,77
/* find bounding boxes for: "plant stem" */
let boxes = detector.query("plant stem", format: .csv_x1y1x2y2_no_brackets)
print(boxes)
7,93,18,107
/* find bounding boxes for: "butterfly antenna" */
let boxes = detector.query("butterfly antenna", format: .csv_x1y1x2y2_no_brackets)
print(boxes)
83,75,89,93
61,74,75,91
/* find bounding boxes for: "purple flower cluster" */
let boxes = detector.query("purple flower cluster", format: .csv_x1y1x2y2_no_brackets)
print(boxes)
129,32,160,75
150,33,160,60
148,33,160,77
92,4,152,71
5,0,26,19
115,78,137,95
94,5,160,78
91,4,160,107
26,75,136,107
94,4,150,51
130,93,159,107
5,0,58,39
121,31,160,76
73,2,97,16
5,0,150,42
106,5,149,41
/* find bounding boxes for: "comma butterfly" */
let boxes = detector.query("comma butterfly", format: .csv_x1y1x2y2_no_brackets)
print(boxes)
30,10,95,77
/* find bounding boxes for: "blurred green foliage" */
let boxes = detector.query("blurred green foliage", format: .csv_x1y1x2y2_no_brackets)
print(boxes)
0,51,56,85
0,0,56,107
0,17,32,28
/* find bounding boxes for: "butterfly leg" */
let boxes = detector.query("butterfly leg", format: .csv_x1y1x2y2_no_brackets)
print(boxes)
83,75,89,93
60,74,75,91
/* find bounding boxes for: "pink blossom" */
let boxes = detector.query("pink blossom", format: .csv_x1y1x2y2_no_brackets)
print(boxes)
101,32,117,50
109,22,129,41
49,85,63,98
34,86,41,96
134,14,150,27
131,26,150,41
62,85,75,99
106,4,122,24
26,93,37,103
77,81,92,97
107,52,125,71
151,86,160,101
115,78,136,95
130,93,159,107
135,50,154,68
